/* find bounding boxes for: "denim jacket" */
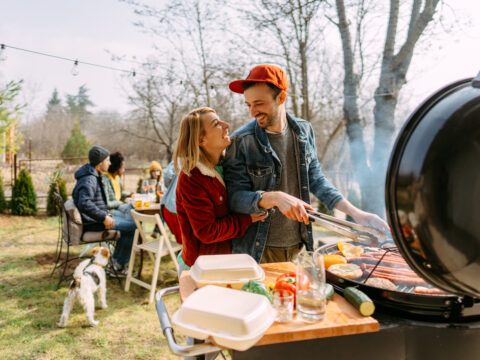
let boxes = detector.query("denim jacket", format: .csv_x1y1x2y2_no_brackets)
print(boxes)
223,113,344,263
160,161,178,214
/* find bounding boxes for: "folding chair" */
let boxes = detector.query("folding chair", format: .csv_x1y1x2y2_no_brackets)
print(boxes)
50,192,120,289
125,209,182,303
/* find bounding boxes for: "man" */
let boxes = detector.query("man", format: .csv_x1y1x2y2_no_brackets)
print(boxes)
72,145,137,276
224,64,389,264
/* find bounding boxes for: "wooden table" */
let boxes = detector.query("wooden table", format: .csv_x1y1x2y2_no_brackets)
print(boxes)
179,262,379,348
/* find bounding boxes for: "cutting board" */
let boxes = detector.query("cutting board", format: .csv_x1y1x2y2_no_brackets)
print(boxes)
179,262,379,346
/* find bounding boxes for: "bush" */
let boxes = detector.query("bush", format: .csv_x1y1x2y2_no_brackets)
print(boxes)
61,118,91,163
46,167,68,216
0,175,7,213
11,169,37,216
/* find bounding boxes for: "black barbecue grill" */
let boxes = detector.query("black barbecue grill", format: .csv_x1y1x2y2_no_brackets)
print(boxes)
318,72,480,322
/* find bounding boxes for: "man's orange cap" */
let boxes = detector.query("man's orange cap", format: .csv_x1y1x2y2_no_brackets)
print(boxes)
229,64,289,94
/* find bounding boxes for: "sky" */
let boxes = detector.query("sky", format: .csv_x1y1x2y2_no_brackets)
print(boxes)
0,0,479,121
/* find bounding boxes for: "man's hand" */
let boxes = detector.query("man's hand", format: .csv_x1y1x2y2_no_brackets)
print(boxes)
352,211,390,232
103,215,115,230
334,199,389,232
250,213,269,223
259,191,313,224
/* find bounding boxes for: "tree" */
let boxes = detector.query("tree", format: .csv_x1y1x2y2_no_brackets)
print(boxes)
0,80,25,157
66,85,94,126
46,167,68,216
332,0,441,214
11,169,37,216
61,118,91,160
0,175,7,213
47,88,62,108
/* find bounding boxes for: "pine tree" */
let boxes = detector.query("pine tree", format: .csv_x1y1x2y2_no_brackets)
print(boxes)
61,118,91,161
11,169,37,216
0,175,7,213
46,167,68,216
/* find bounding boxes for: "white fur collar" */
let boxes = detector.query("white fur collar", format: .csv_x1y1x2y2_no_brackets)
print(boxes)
196,161,225,187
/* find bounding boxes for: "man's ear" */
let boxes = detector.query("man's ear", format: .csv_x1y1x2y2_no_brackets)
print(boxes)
278,91,287,105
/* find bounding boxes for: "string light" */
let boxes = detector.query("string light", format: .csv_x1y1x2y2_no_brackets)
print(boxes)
0,44,7,61
71,59,79,76
0,43,137,77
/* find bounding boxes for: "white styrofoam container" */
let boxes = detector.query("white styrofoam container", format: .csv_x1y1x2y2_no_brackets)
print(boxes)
190,254,265,289
172,285,275,351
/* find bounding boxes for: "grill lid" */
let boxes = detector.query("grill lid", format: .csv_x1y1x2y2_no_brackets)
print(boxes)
386,73,480,298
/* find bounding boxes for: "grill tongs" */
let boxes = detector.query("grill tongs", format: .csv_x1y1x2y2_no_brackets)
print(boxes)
307,210,387,246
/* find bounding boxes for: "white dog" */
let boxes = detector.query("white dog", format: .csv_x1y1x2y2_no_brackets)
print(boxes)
58,247,110,327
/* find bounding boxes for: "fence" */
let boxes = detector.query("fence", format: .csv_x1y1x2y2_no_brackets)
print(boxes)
1,157,148,210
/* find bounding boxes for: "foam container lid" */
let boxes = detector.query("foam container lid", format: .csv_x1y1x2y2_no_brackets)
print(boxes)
172,285,275,351
190,254,264,284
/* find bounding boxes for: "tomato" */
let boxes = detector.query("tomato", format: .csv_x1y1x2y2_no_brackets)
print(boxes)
274,272,311,307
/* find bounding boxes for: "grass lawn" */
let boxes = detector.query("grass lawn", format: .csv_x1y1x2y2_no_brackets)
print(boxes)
0,215,184,360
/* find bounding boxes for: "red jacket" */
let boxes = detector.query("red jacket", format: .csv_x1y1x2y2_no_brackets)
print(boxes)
176,163,252,267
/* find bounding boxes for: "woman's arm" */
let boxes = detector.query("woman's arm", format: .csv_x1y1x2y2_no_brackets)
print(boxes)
178,174,252,244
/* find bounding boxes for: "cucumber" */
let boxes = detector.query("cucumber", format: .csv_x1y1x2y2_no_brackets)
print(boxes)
344,287,375,316
325,283,335,301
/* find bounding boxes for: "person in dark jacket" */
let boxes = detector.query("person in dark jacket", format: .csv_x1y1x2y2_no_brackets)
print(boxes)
72,145,136,276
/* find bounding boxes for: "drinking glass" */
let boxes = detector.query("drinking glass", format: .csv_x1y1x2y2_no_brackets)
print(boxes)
272,289,294,323
143,194,151,209
296,251,326,322
134,195,143,209
148,179,157,195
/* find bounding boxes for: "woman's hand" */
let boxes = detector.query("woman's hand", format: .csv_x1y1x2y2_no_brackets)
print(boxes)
250,212,269,223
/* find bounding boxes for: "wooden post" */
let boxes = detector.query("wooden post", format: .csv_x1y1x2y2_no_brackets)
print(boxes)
14,153,17,182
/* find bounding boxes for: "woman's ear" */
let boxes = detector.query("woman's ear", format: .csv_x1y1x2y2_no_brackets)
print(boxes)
199,136,207,148
278,91,287,105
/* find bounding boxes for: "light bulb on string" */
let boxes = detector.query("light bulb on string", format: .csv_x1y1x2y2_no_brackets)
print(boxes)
71,59,79,76
0,44,7,62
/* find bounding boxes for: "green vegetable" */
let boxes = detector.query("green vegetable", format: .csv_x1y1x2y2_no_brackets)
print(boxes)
242,280,272,302
344,287,375,316
325,283,335,301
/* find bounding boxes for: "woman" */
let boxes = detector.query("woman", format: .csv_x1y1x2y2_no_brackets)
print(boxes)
174,107,267,271
102,151,132,218
140,161,163,194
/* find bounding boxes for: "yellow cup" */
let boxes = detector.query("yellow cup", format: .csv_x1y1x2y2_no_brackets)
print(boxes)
143,200,150,208
135,199,143,209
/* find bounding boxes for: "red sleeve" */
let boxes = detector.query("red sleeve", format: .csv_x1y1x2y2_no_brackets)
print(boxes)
178,173,252,244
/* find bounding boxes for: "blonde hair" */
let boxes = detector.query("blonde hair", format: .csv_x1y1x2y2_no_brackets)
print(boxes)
173,107,216,175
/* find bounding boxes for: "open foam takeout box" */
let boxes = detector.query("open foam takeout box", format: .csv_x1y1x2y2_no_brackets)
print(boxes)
190,254,265,289
172,285,275,351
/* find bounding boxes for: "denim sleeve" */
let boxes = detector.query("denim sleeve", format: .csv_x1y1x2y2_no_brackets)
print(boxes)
224,138,264,214
163,162,176,189
306,124,344,211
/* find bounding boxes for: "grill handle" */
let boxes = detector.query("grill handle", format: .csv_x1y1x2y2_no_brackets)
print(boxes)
307,210,387,246
155,286,223,357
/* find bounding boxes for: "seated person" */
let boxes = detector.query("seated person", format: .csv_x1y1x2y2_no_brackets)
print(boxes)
72,145,137,277
174,107,267,273
102,151,132,218
160,161,181,244
140,161,163,194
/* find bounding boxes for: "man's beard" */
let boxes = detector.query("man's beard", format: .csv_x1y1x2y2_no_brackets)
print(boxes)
256,112,277,129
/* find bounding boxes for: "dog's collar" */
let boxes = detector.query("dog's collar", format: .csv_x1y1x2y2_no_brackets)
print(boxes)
92,261,104,267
